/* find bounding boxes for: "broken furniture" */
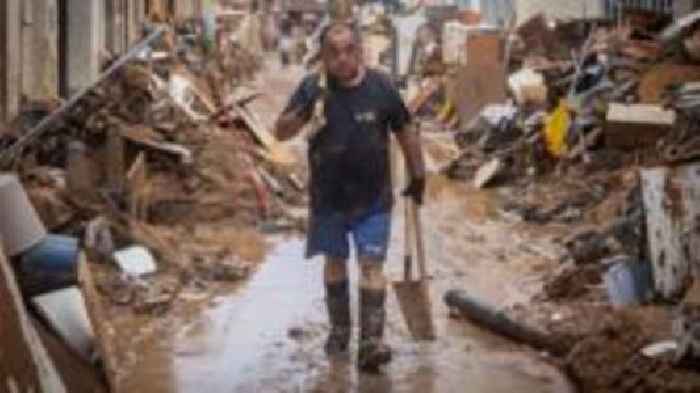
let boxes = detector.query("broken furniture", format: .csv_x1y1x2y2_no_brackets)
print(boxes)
606,103,677,149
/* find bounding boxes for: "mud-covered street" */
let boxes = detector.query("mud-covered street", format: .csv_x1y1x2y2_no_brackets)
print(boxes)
107,61,576,393
7,2,700,393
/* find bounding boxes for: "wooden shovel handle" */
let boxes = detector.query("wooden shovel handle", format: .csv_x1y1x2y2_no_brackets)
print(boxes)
410,200,428,280
404,200,414,282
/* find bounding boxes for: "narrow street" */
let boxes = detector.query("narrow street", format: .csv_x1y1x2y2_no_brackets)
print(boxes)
116,60,575,393
7,2,700,393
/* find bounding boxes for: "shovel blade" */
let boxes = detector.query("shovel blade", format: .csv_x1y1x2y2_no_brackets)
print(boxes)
392,280,436,341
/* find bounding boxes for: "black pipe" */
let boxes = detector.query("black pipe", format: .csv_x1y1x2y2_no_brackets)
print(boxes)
444,289,567,356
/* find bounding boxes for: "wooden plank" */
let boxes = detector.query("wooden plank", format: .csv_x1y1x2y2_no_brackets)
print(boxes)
77,254,121,392
465,32,504,68
448,62,507,126
126,152,150,220
105,131,125,193
605,103,676,149
34,317,108,393
638,64,700,103
642,164,700,300
0,246,66,393
234,104,277,150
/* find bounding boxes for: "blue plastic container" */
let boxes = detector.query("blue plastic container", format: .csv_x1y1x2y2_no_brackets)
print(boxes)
19,234,80,296
604,257,653,307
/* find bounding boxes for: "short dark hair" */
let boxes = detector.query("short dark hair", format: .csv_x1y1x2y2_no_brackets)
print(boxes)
319,21,361,48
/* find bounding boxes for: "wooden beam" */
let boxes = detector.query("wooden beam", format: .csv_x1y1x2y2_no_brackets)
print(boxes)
126,152,151,220
77,254,121,392
642,164,700,300
0,246,66,393
1,0,22,125
34,317,108,393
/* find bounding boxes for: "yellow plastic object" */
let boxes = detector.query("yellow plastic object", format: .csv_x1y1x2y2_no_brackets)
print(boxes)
543,100,570,158
437,98,455,123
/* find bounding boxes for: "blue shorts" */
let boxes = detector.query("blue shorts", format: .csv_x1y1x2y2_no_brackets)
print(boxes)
306,205,391,262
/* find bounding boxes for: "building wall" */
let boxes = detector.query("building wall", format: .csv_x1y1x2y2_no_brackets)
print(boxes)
104,0,124,55
1,0,203,126
21,0,60,102
477,0,515,26
66,0,103,96
175,0,202,21
1,0,22,128
675,0,700,17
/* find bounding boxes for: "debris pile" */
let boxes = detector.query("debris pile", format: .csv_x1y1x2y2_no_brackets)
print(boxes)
0,26,305,315
431,9,700,392
412,11,700,190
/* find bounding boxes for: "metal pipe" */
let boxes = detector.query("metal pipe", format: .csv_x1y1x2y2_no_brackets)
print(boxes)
1,26,167,167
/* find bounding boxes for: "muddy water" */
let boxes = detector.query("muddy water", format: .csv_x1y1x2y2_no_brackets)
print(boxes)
124,194,574,393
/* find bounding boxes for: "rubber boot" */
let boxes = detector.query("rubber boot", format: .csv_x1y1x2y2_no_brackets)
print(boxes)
325,280,351,356
358,287,392,371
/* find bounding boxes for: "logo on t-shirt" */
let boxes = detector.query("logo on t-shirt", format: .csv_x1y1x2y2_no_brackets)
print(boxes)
354,111,377,125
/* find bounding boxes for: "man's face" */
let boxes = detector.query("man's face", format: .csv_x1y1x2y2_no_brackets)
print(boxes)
322,28,361,83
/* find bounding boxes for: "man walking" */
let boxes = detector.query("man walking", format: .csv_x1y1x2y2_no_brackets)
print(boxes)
274,22,425,371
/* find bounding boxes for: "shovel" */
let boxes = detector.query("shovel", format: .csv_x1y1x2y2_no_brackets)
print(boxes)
393,199,436,340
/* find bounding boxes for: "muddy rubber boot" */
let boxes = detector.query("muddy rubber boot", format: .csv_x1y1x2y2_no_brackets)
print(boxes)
358,288,392,371
325,280,351,356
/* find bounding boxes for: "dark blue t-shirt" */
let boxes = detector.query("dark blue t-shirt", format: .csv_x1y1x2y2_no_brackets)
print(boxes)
286,69,412,218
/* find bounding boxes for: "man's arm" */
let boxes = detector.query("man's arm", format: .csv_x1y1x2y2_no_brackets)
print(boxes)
274,105,309,142
396,124,426,204
396,123,425,180
275,75,320,142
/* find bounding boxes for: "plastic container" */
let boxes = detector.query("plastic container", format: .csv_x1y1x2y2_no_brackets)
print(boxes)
19,234,80,296
604,257,653,307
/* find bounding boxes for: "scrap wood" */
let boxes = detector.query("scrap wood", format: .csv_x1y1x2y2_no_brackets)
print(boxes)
661,10,700,43
257,166,283,196
638,64,700,103
164,73,209,121
77,253,120,393
408,78,441,114
1,27,167,168
119,125,193,164
233,104,280,149
449,62,507,127
662,136,700,164
247,168,270,218
126,152,151,220
620,40,662,61
566,128,603,161
105,131,126,192
171,65,218,114
211,89,263,119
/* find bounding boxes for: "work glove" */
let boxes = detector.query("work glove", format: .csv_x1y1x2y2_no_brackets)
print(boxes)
402,176,426,205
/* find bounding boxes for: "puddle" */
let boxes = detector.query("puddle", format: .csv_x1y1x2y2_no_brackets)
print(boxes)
118,231,573,393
